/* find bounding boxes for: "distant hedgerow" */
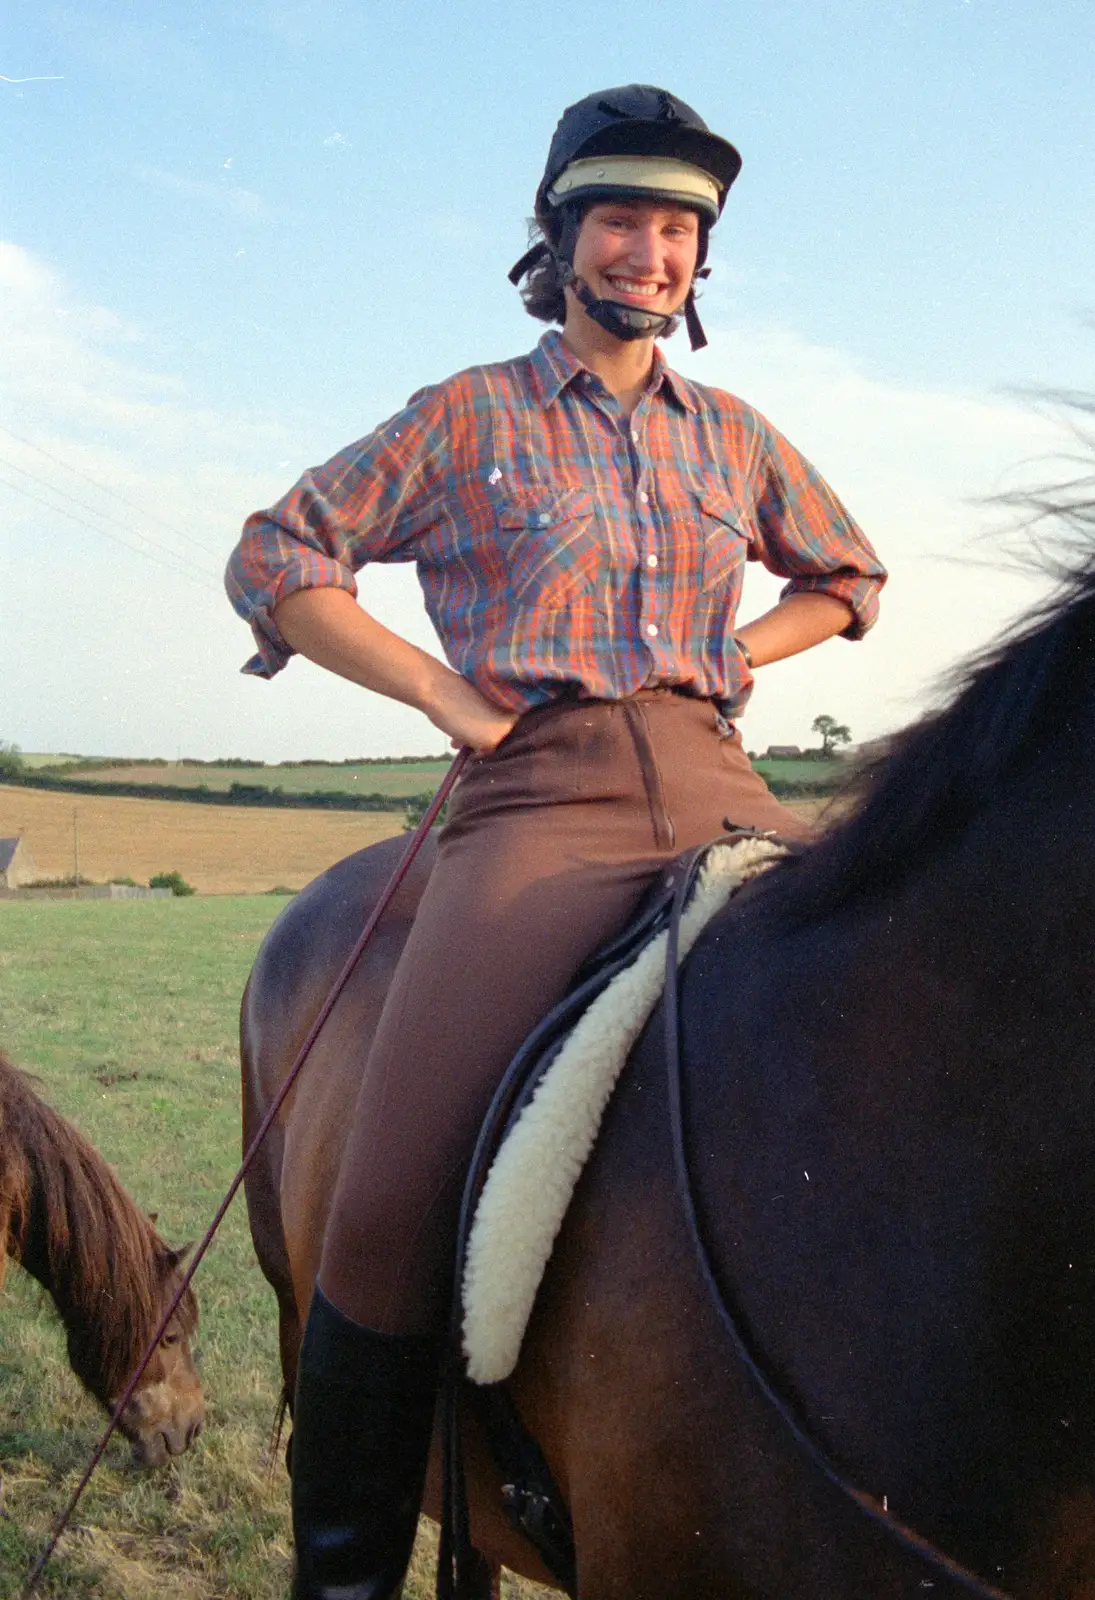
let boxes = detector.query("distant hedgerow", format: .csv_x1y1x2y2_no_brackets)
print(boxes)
149,871,196,897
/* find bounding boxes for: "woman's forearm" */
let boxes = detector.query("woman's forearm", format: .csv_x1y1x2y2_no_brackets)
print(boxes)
273,586,517,751
275,587,453,711
734,592,854,670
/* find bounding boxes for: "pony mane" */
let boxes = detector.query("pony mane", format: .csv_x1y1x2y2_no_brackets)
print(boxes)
0,1050,197,1402
775,427,1095,927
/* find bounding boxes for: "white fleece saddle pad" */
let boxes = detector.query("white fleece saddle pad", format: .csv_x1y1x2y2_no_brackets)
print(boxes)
461,836,785,1384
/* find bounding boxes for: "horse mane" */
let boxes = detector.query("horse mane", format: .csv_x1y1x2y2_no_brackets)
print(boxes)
775,407,1095,927
0,1049,197,1403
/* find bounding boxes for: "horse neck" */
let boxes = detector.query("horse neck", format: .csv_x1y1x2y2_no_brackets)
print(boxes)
2,1073,165,1404
711,771,1095,1558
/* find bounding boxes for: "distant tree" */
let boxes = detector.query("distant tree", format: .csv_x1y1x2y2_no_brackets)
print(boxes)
0,741,24,780
811,714,852,758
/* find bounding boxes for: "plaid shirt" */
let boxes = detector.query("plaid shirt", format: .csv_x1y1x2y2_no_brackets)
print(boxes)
226,331,885,716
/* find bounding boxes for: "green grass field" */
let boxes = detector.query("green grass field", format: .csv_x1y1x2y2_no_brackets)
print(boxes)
749,757,847,788
20,754,93,769
0,899,546,1599
31,762,453,798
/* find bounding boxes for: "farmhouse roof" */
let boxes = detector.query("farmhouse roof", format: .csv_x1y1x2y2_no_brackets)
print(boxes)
0,838,21,871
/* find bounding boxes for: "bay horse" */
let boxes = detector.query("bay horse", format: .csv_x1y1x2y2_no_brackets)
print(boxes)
241,491,1095,1596
0,1050,205,1467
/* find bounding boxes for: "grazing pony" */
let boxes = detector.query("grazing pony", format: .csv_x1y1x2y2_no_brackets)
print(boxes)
0,1051,204,1466
242,447,1095,1595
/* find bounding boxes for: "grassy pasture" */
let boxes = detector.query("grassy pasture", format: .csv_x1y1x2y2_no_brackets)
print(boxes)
20,755,93,770
0,897,549,1599
0,785,403,896
750,756,846,789
35,762,452,798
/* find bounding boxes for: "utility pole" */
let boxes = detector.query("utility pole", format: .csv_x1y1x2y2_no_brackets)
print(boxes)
72,809,79,883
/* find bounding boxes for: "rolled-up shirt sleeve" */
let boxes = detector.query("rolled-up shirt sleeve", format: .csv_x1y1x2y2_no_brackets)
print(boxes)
225,384,450,677
748,414,886,640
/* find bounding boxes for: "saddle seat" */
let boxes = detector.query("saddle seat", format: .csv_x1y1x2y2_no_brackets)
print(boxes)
458,831,787,1385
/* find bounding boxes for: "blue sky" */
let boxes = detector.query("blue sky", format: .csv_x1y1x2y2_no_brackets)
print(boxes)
3,0,1093,759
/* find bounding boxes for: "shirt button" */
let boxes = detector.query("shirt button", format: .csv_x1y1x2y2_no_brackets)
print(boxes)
646,623,658,638
639,491,650,505
631,429,640,443
646,553,658,568
538,512,550,525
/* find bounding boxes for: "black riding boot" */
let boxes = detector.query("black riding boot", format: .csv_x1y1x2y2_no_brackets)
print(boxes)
290,1285,439,1600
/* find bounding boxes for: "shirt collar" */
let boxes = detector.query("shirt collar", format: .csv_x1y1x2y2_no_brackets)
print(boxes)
530,329,698,415
529,331,586,407
648,345,699,414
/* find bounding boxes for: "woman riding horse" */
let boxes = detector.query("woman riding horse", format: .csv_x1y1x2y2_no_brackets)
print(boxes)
225,84,887,1600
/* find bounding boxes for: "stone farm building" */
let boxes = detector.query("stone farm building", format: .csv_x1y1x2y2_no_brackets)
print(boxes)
0,837,37,889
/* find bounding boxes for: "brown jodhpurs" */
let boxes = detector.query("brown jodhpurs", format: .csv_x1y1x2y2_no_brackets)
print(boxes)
318,691,809,1335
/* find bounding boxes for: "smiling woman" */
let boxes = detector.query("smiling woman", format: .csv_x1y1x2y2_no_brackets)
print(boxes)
223,81,886,1600
576,199,700,301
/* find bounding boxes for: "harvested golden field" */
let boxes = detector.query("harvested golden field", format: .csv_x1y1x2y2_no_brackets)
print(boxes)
792,793,850,828
0,784,403,894
0,781,835,899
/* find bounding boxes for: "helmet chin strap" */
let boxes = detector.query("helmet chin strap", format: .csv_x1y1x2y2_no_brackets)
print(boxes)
506,231,710,351
556,257,708,351
564,264,678,341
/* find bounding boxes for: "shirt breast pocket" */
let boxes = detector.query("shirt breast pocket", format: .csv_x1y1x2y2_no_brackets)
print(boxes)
497,488,601,609
696,487,752,593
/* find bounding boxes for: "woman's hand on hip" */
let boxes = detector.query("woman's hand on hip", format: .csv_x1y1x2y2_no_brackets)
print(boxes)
422,672,519,754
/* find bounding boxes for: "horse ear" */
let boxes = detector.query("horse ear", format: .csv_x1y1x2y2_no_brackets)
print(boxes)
147,1211,159,1226
164,1241,195,1269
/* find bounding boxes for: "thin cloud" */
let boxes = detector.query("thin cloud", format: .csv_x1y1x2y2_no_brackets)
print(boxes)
0,241,294,549
133,163,273,223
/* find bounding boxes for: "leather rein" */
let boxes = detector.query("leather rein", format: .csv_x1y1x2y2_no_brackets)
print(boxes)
662,842,1015,1600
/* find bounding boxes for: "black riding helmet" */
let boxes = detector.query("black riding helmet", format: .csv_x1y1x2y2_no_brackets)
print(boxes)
509,85,742,351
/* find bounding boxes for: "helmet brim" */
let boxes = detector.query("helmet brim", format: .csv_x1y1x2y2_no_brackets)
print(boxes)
571,120,741,206
547,182,719,224
546,154,723,222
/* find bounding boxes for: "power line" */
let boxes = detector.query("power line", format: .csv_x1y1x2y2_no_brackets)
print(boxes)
0,422,227,562
0,456,221,583
0,475,217,590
